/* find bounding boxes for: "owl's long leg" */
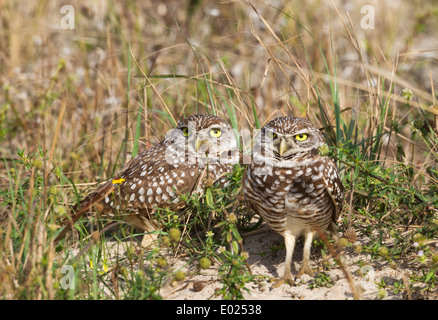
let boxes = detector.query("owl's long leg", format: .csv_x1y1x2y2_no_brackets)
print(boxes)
125,214,159,247
282,231,296,285
297,230,315,277
272,231,296,287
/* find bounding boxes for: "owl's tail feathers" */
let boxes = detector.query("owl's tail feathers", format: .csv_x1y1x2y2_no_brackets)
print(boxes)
54,181,114,243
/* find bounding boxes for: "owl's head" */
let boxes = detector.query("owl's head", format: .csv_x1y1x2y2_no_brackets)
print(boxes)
165,114,238,165
254,116,326,162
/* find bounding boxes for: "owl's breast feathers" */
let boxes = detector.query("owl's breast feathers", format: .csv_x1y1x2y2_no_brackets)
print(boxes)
245,152,344,224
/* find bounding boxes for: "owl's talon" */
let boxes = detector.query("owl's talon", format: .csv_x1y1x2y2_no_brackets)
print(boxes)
272,272,295,288
272,277,295,288
297,264,314,277
271,278,284,288
283,275,295,286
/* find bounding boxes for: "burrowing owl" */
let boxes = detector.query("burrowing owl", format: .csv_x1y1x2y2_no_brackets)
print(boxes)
59,114,238,244
244,116,344,285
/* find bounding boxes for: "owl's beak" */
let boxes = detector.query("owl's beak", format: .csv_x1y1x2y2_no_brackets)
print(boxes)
279,137,288,157
195,136,208,152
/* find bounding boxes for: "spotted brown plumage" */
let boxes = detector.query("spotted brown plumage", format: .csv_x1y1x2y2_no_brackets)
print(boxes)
243,116,344,285
58,114,239,245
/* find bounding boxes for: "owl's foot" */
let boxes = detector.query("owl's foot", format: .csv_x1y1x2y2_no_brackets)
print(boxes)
140,233,157,247
283,272,296,286
272,271,295,288
296,263,314,277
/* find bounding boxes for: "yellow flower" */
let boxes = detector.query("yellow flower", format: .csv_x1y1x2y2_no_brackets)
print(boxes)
227,213,237,222
101,263,109,274
112,178,126,184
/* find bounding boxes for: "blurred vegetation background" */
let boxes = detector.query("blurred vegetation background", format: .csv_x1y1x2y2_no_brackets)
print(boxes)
1,0,437,181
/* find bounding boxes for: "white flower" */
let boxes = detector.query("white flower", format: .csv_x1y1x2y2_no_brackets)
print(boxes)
206,231,214,237
401,88,413,100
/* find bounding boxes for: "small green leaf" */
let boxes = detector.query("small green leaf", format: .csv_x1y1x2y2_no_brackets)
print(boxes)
205,188,214,208
232,240,239,254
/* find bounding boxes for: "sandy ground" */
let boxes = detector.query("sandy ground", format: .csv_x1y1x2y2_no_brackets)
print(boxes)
69,219,438,300
158,226,417,300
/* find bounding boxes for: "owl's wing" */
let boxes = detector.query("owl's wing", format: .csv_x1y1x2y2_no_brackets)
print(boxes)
76,147,198,214
55,149,148,242
55,146,184,241
321,158,344,223
56,140,232,242
73,146,158,215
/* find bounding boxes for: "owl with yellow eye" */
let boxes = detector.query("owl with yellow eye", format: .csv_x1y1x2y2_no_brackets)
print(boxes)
57,114,239,246
169,117,237,166
244,116,344,285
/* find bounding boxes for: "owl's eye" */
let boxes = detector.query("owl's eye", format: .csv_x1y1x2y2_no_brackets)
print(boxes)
295,133,308,141
266,131,278,139
181,127,190,137
210,128,222,138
